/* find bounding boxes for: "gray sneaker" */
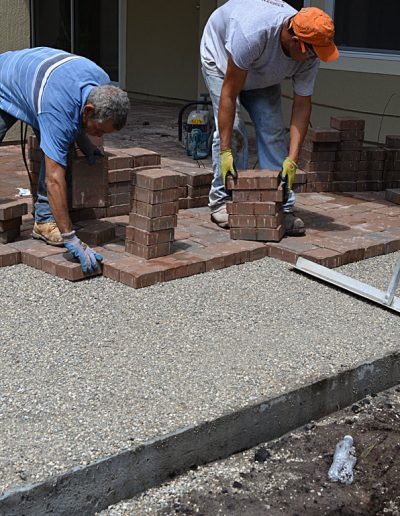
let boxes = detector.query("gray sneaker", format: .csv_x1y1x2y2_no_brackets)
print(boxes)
210,204,229,229
284,212,305,236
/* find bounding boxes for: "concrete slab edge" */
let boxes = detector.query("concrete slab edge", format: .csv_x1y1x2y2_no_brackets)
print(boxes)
1,351,399,516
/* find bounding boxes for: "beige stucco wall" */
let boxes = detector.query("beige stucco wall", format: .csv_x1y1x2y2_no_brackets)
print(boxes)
126,0,215,102
0,0,30,142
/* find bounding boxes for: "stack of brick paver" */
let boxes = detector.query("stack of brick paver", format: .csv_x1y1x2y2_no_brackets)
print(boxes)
358,146,386,191
226,170,284,242
126,168,180,259
330,116,364,192
298,127,339,193
0,200,28,243
383,135,400,190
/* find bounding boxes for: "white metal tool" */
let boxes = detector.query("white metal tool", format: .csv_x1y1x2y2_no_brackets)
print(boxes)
295,256,400,314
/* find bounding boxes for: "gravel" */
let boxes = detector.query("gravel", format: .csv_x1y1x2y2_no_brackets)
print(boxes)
1,252,399,494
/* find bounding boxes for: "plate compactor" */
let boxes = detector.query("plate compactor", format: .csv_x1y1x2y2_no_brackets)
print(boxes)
178,94,214,160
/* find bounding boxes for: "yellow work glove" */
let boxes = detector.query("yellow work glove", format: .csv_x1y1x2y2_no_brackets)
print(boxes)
281,157,298,192
220,149,237,191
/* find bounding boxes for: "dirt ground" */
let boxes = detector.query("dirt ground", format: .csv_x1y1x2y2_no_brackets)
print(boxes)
106,386,400,516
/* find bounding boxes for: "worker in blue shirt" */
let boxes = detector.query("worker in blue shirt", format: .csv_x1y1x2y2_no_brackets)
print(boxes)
0,47,130,272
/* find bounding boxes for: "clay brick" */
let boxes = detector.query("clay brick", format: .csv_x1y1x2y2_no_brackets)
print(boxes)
334,160,359,172
305,182,332,193
385,135,400,149
108,193,130,206
385,149,400,161
108,182,130,195
300,149,336,162
255,213,284,228
117,147,161,168
229,227,258,241
0,200,28,220
300,247,344,268
125,226,174,245
226,201,281,216
0,217,22,232
383,170,400,181
131,200,178,218
303,140,339,152
128,213,177,231
179,186,188,198
333,171,357,182
187,184,210,197
106,205,130,217
0,229,20,243
70,207,107,222
133,168,180,190
330,116,365,131
20,242,66,270
152,252,206,281
125,240,173,259
131,186,179,205
174,171,188,187
179,198,189,210
268,240,318,265
179,169,213,187
299,160,334,172
232,187,283,203
307,128,341,143
336,150,361,161
340,129,364,141
384,160,400,171
42,252,102,280
305,171,332,182
226,169,280,190
102,254,142,282
360,180,382,192
230,225,284,242
385,188,400,204
108,168,132,183
294,170,307,184
331,181,357,192
360,147,386,161
186,196,209,208
229,215,257,228
76,220,115,245
256,225,285,242
0,244,21,267
71,156,108,208
106,152,133,170
119,261,166,288
337,140,363,151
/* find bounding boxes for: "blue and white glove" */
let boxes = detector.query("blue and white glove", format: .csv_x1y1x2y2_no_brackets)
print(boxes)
62,231,103,272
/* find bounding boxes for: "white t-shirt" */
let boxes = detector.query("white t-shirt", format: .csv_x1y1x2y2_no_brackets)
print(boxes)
200,0,319,95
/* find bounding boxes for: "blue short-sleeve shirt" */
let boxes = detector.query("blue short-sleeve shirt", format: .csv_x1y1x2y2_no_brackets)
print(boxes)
0,47,110,166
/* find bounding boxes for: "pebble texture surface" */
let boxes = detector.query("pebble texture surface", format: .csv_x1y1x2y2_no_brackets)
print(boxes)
0,253,399,494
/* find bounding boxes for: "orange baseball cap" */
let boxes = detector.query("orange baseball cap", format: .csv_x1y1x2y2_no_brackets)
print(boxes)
290,7,339,62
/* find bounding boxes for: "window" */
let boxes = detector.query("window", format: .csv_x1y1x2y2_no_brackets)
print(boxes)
333,0,400,56
31,0,120,81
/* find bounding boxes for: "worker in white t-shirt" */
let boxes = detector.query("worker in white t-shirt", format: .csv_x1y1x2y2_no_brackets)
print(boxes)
200,2,339,234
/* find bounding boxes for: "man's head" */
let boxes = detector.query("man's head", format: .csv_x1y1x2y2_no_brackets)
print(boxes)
288,7,339,63
82,85,130,137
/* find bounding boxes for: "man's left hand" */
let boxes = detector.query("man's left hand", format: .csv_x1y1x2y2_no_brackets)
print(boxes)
85,146,104,165
281,157,298,192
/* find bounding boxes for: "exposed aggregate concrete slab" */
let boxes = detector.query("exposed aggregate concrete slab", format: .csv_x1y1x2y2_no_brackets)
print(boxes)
0,252,399,495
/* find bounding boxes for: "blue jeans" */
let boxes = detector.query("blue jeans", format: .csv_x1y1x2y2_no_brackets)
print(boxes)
0,109,56,223
202,69,295,212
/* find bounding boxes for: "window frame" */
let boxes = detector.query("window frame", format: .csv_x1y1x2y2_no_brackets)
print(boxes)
321,0,400,76
29,0,126,86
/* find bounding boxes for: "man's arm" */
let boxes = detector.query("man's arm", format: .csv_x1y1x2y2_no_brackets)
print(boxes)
218,56,248,151
288,93,312,162
44,155,73,234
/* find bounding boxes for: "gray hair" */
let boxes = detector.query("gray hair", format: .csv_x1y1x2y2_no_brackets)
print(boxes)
87,85,130,130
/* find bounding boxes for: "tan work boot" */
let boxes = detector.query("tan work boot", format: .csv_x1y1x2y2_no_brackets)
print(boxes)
32,221,64,246
210,204,229,229
284,212,306,236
